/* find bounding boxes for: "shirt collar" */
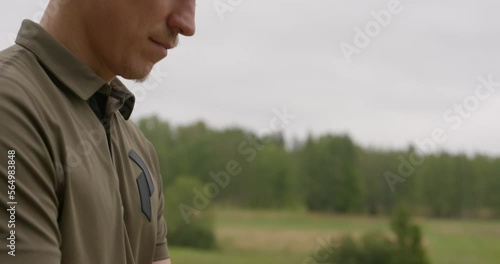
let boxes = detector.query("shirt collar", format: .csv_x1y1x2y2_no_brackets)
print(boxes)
14,19,135,120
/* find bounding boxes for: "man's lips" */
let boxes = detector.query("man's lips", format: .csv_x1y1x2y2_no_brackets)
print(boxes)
150,38,172,50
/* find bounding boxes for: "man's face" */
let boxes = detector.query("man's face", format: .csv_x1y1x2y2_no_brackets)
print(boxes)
83,0,196,81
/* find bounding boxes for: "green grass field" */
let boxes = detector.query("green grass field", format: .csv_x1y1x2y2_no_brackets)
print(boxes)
169,208,500,264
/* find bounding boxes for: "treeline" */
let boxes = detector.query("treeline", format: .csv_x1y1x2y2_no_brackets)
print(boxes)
138,116,500,219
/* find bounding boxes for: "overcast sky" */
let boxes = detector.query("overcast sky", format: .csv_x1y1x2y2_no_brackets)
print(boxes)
2,0,500,156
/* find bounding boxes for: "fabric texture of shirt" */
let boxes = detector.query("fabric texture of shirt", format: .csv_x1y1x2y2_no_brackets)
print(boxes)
0,19,169,264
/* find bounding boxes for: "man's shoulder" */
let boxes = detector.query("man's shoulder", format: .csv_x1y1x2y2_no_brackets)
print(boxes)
0,46,49,138
0,44,38,75
0,44,44,94
0,44,63,117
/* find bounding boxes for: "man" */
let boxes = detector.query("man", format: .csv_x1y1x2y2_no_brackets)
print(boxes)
0,0,195,263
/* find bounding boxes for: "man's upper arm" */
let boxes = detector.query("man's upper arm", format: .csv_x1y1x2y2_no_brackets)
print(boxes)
0,80,61,263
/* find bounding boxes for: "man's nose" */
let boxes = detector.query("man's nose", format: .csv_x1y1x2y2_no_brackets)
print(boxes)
168,2,196,37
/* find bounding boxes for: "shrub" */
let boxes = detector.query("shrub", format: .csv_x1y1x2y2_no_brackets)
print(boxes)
312,204,430,264
164,175,216,249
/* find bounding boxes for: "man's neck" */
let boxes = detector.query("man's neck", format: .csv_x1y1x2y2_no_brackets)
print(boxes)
39,4,115,83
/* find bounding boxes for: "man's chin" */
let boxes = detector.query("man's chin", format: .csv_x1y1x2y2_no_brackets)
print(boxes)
133,74,150,83
120,64,154,83
134,77,149,83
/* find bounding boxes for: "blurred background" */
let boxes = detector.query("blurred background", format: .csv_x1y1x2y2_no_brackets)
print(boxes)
2,0,500,263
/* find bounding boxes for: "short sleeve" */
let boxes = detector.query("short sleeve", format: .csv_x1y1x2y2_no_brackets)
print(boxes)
0,78,62,263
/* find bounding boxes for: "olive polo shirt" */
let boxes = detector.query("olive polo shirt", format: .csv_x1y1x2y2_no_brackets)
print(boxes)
0,20,170,264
